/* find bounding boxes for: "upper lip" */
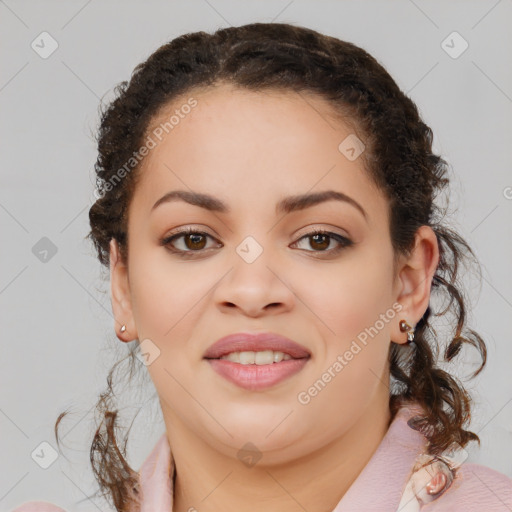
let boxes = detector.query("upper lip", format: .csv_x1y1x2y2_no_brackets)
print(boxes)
203,332,311,360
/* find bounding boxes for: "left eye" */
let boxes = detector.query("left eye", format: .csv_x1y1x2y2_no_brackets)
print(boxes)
292,230,353,253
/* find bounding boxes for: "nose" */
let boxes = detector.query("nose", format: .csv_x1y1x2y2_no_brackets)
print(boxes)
212,242,295,318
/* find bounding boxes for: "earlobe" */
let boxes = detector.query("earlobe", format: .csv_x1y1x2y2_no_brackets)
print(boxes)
110,238,135,342
391,226,439,345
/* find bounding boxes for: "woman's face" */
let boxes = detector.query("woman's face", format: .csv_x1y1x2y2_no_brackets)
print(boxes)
113,84,410,461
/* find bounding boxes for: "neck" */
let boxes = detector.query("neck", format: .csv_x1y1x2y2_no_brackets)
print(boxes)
167,392,391,512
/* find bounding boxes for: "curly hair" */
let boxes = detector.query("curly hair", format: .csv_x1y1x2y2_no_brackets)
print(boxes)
54,22,487,512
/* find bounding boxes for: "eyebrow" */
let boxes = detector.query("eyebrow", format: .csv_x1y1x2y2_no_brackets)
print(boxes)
151,189,367,220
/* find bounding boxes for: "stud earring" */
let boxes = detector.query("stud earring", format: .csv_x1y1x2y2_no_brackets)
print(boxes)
399,319,415,343
120,325,126,333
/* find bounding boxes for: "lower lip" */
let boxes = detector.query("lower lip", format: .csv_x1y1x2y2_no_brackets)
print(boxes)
205,358,309,391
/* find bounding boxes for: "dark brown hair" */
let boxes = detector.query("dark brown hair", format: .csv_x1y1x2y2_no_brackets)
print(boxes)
55,22,487,511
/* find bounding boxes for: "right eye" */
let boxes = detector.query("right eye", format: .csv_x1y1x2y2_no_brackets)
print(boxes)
160,227,223,256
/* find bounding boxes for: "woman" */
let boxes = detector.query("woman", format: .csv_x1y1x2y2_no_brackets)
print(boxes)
13,22,512,512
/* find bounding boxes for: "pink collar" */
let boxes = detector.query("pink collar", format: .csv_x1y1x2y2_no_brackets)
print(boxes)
136,402,427,511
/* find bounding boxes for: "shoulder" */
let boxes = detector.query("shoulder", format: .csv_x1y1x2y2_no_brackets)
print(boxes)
422,462,512,511
10,501,67,512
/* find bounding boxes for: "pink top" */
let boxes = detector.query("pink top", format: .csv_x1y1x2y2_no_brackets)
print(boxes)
11,402,512,511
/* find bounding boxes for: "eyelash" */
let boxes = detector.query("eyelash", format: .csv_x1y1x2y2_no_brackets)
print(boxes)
159,227,353,258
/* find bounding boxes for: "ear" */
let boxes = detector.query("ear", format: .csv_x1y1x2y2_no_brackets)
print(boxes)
110,238,137,342
390,225,439,345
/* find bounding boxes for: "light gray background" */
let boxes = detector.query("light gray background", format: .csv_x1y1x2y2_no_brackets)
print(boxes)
1,1,511,510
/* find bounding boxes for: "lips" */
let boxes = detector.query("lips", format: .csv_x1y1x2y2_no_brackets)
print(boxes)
203,332,311,360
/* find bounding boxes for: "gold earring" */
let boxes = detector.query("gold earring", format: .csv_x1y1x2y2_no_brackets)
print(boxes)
399,319,415,343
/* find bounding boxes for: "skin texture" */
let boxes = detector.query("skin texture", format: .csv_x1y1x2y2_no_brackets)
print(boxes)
109,84,439,512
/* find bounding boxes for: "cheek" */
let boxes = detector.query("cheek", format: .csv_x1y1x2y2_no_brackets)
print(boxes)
129,249,214,339
128,254,211,413
295,258,394,430
292,247,395,344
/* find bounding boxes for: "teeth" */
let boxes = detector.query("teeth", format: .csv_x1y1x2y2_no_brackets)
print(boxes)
220,350,293,364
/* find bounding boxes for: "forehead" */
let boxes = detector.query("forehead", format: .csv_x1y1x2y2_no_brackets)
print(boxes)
130,84,386,221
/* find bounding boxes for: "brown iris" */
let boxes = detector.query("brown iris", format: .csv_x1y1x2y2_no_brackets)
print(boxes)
184,233,207,250
309,233,330,251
